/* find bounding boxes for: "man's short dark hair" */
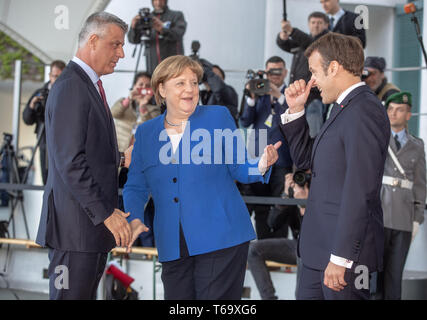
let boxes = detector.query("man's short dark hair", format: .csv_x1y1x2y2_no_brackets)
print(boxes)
133,71,151,86
50,60,66,70
212,65,225,80
305,32,364,77
308,11,329,25
265,56,286,67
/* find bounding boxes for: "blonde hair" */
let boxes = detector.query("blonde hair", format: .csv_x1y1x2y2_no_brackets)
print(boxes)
151,55,204,105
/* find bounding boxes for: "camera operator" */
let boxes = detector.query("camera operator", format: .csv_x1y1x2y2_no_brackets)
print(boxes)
22,60,66,184
276,12,329,137
199,60,239,123
127,0,187,74
363,56,400,105
247,170,310,300
240,56,293,240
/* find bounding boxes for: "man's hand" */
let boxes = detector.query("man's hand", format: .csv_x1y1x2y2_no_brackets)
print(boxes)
131,15,141,29
126,219,150,253
259,141,282,172
293,183,309,200
152,16,163,33
29,96,42,109
285,79,314,113
412,221,420,242
124,145,133,168
269,83,282,100
281,20,293,35
104,209,132,247
324,261,347,292
245,83,255,100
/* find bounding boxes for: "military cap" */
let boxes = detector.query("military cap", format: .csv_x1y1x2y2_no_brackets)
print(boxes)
385,91,412,107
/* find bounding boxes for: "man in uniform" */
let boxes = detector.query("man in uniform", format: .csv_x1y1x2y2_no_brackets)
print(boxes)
378,91,426,299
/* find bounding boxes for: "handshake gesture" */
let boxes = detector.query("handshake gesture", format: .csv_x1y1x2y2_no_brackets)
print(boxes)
104,209,149,252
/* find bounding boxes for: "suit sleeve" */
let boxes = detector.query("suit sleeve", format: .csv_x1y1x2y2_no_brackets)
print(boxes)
219,107,271,184
47,80,115,226
413,141,426,224
332,104,388,261
279,115,313,170
239,99,257,128
276,33,300,53
123,126,150,223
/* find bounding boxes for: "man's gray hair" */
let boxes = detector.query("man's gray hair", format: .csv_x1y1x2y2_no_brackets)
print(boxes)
78,12,128,47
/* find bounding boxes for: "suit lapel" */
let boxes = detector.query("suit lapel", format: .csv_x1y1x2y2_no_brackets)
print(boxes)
68,61,118,157
310,85,370,165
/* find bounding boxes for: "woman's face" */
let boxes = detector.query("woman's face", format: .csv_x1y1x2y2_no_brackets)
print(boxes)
159,67,199,118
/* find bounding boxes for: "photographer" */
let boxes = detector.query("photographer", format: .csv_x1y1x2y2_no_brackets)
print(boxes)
22,60,66,184
127,0,187,74
363,56,400,104
276,12,329,137
240,56,293,240
199,61,239,123
247,170,310,300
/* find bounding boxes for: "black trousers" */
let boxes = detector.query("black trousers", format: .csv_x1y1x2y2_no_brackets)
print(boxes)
161,229,249,300
249,165,293,239
296,263,370,300
376,227,412,300
48,248,107,300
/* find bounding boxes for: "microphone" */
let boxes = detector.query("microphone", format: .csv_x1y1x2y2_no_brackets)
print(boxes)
283,0,287,21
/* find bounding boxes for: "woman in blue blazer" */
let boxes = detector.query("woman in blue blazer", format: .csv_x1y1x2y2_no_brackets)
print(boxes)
123,55,281,300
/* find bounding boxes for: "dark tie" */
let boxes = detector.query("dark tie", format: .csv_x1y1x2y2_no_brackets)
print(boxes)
97,79,110,116
329,102,340,119
329,17,334,30
394,134,401,151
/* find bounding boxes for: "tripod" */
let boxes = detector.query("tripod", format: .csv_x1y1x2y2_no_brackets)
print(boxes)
132,29,154,78
0,133,30,239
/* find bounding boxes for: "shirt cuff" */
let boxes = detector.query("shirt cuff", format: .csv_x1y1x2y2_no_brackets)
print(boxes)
247,97,256,107
281,108,305,124
330,254,353,269
277,94,285,105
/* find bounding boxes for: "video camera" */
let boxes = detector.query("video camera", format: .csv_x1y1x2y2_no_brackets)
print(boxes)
361,68,371,81
34,88,49,118
245,68,283,96
135,7,153,37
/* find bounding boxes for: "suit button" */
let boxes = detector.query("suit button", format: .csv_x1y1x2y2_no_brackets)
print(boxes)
312,171,316,177
173,178,177,183
174,197,179,203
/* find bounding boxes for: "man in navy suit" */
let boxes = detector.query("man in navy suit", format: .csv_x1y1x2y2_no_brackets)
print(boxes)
35,12,143,300
240,56,294,240
280,33,390,299
321,0,366,48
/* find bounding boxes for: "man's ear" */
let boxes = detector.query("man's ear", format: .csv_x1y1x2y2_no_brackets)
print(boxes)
88,34,99,50
328,61,340,77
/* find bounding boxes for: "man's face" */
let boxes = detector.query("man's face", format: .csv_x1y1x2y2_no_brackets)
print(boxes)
364,67,384,91
91,24,125,76
308,51,337,104
49,66,62,85
387,102,411,128
152,0,166,12
320,0,340,14
308,17,328,37
266,62,287,87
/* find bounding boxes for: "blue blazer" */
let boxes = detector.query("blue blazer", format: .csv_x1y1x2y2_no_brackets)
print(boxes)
240,89,293,169
280,85,390,272
123,106,270,262
36,61,118,252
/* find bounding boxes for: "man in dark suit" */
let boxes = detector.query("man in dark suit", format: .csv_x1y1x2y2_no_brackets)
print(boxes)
320,0,366,48
280,33,390,299
36,12,145,300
